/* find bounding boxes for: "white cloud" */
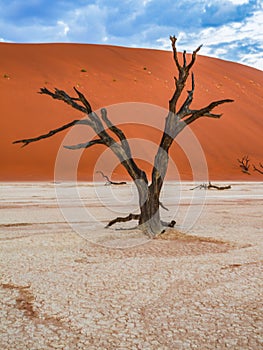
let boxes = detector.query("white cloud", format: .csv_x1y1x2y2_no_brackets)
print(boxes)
0,0,262,69
57,20,70,37
155,8,263,70
240,52,263,70
228,0,249,4
0,37,12,42
60,4,108,43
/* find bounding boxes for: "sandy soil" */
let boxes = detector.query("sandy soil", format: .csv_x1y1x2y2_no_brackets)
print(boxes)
0,182,262,349
1,43,263,181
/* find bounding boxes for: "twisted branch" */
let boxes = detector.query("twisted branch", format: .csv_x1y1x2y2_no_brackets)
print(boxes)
100,108,132,158
39,87,88,114
96,171,127,185
184,99,234,125
13,119,91,147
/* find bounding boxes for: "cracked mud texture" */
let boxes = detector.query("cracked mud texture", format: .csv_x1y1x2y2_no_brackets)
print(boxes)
0,182,262,349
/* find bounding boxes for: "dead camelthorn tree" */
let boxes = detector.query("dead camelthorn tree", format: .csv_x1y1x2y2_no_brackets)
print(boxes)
96,171,127,185
253,162,263,174
237,155,251,174
190,182,231,190
13,36,233,237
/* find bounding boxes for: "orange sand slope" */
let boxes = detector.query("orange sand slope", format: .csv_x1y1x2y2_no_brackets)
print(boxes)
1,43,262,181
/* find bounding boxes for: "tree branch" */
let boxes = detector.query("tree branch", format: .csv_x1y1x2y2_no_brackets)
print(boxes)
187,44,203,70
64,139,105,150
183,50,187,68
13,119,91,147
170,35,181,72
106,213,140,228
190,182,231,190
169,36,202,114
207,182,231,190
73,87,92,114
100,108,132,158
253,162,263,174
178,72,195,118
16,85,147,184
184,99,234,125
152,37,233,198
39,87,88,114
96,171,127,185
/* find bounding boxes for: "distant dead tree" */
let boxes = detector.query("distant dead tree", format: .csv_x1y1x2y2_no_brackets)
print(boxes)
96,171,127,185
13,36,233,237
190,182,231,190
237,155,251,175
253,162,263,174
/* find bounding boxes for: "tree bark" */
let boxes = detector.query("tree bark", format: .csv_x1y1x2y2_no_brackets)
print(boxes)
138,185,163,236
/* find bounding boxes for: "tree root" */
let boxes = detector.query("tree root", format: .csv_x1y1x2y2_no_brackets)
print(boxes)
106,213,140,228
106,213,176,231
161,220,176,228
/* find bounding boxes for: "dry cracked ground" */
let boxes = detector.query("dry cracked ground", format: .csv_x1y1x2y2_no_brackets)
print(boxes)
0,182,262,349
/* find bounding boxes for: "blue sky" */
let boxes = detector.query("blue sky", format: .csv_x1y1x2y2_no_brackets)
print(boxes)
0,0,262,70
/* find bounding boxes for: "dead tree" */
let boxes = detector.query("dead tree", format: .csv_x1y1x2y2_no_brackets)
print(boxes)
190,182,231,190
13,36,233,237
96,171,127,185
207,182,231,190
237,155,251,175
253,163,263,174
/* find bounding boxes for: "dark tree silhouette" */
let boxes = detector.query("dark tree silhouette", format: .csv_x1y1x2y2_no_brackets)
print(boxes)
237,155,251,174
190,182,231,190
253,162,263,174
96,171,127,185
13,36,233,237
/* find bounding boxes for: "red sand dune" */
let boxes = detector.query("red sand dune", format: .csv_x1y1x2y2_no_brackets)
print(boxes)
1,43,263,181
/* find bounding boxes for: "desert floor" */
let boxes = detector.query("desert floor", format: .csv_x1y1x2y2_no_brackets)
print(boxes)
0,181,262,349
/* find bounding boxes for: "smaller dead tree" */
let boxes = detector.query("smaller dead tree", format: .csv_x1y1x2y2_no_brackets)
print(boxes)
190,182,231,190
96,171,127,185
207,182,231,190
253,163,263,175
237,155,251,175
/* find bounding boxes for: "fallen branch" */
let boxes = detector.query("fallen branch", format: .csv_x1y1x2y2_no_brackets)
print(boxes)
96,171,127,185
207,182,231,190
190,182,231,190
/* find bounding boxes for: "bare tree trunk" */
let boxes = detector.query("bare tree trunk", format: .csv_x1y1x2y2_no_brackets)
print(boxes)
138,185,163,236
